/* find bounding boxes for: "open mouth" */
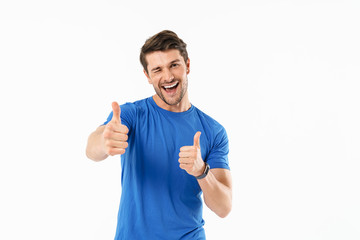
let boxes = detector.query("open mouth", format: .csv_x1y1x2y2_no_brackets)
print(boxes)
162,82,179,94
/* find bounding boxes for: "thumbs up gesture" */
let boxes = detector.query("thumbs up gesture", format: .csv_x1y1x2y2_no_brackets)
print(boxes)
178,132,206,177
102,102,129,156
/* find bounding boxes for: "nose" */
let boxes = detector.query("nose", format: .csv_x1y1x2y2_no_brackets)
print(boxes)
163,68,174,82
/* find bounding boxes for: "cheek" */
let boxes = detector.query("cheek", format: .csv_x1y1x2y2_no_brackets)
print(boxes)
149,78,161,88
179,68,188,78
180,72,188,81
148,75,158,85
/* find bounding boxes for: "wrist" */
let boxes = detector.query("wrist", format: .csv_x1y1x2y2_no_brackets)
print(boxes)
195,162,210,180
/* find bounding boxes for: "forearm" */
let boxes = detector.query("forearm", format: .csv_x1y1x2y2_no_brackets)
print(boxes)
86,126,108,161
198,169,232,218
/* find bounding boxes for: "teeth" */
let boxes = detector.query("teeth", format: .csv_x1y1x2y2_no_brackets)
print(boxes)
164,82,178,89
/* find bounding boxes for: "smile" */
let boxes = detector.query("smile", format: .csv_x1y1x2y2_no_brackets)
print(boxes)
163,82,179,89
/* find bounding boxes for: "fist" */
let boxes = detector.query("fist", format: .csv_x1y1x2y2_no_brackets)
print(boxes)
178,132,205,177
102,102,129,156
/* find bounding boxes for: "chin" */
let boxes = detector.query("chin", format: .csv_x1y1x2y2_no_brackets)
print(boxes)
164,96,182,106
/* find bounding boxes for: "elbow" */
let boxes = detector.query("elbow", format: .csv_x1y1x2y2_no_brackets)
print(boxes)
217,204,232,218
206,198,232,218
204,191,232,218
215,191,233,218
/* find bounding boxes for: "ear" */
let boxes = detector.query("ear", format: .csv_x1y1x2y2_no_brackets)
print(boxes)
186,58,190,74
143,69,152,84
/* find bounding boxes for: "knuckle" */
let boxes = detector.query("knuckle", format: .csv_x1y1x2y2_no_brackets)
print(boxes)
121,134,128,141
108,148,119,156
120,125,129,134
125,134,128,141
103,130,110,138
106,123,113,130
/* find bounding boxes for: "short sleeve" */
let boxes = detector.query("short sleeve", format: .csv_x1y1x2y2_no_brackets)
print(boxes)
205,127,230,170
102,102,137,132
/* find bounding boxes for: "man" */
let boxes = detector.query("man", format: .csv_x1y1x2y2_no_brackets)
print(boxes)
86,30,232,240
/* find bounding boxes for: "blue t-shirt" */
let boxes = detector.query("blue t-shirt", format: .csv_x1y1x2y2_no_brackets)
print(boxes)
103,97,230,240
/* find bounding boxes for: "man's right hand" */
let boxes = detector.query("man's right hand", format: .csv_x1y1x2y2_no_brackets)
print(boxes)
102,102,129,156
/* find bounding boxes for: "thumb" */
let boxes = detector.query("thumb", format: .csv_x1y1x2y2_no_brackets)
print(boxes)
193,131,201,148
111,101,121,123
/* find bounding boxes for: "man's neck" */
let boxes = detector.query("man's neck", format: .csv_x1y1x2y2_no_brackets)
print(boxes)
152,94,191,112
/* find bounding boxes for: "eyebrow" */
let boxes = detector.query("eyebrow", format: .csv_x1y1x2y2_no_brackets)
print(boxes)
150,59,181,72
170,59,181,64
151,66,161,72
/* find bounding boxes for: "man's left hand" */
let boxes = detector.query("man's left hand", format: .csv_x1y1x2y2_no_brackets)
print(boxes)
178,131,205,177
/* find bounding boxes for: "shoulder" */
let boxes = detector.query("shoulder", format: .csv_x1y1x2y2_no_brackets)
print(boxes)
118,97,151,130
193,106,228,149
194,106,230,169
120,97,151,113
193,106,226,135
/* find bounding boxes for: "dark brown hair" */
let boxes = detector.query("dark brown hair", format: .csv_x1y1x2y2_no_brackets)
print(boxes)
140,30,188,74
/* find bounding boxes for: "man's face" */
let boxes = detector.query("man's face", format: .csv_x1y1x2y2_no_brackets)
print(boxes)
144,49,190,106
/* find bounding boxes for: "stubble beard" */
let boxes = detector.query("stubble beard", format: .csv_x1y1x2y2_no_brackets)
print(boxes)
154,77,188,106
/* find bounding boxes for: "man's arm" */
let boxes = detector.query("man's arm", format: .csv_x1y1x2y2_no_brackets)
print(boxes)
86,102,129,162
198,168,232,218
178,131,232,218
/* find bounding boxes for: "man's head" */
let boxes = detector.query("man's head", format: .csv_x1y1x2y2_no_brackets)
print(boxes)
140,30,190,110
140,30,188,74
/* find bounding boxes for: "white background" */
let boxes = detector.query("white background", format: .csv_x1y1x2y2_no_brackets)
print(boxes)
1,0,359,239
